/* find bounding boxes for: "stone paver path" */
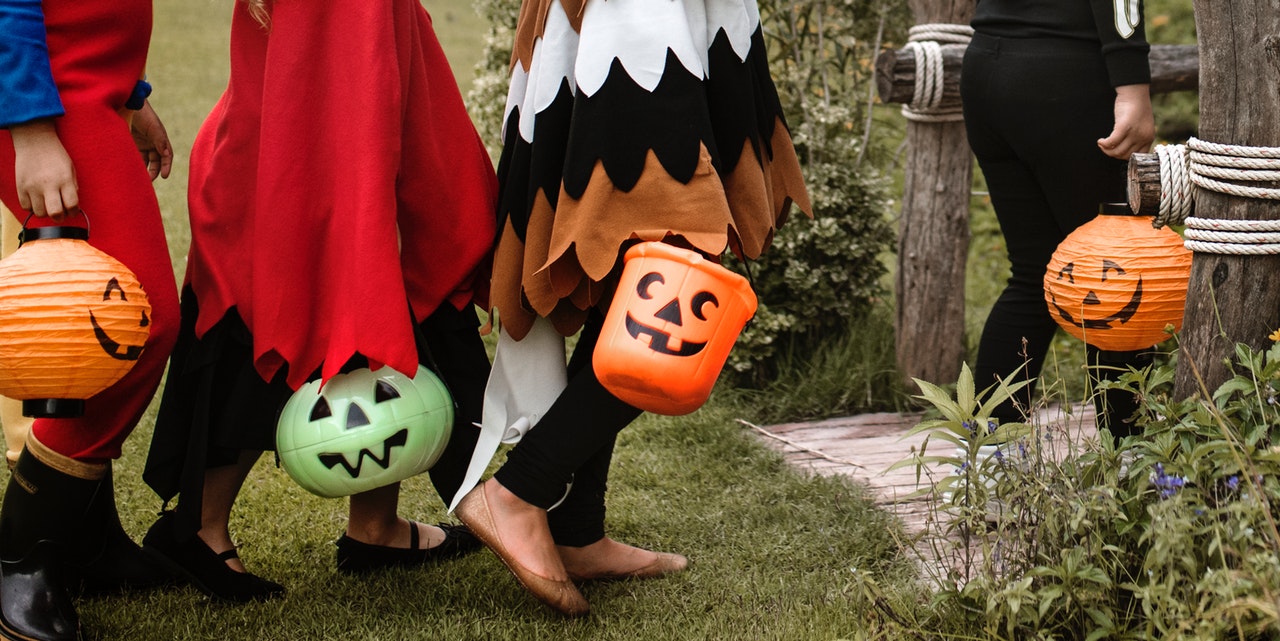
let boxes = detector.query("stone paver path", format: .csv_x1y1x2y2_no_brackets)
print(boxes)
749,404,1100,534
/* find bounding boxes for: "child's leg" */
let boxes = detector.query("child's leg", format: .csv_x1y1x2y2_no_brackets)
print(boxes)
196,450,262,571
0,205,32,467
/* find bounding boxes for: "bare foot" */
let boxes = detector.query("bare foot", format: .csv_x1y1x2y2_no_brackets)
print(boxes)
558,537,688,581
346,519,446,550
481,480,569,581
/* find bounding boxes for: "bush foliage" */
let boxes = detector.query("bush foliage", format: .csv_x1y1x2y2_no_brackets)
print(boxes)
724,0,907,385
890,335,1280,640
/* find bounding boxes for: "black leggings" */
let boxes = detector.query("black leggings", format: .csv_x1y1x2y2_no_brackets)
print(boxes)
961,33,1149,437
494,310,643,547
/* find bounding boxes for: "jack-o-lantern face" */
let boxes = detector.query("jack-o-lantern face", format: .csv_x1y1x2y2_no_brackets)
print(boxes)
309,378,412,478
624,272,719,357
1042,213,1192,352
276,366,453,498
91,277,150,361
594,242,758,415
0,234,152,409
1048,259,1142,330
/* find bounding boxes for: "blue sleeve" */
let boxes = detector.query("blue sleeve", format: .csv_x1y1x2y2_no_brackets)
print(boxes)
0,0,65,128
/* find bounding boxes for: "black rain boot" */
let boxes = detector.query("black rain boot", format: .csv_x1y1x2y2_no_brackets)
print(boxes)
0,446,103,641
70,465,177,595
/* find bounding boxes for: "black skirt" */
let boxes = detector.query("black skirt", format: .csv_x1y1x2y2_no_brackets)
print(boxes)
142,287,490,537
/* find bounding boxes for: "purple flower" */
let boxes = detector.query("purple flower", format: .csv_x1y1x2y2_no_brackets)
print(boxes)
1151,463,1187,500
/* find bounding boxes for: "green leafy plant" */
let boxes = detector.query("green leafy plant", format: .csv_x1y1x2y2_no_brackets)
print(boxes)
889,336,1280,640
895,364,1033,542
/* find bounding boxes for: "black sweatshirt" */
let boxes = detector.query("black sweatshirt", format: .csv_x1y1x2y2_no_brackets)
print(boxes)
971,0,1151,87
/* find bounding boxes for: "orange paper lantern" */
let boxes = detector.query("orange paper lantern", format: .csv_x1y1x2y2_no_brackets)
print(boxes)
1044,204,1191,352
0,226,151,417
594,242,757,415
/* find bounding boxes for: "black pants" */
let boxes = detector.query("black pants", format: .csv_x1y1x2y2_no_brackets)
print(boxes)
961,33,1148,437
494,310,643,547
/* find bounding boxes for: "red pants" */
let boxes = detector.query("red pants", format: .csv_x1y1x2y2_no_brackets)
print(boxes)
0,0,178,462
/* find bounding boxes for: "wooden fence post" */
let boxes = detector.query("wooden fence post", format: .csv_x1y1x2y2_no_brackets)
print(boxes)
1174,2,1280,397
888,0,975,390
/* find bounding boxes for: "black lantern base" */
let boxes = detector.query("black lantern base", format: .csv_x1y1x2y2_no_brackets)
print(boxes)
22,398,86,418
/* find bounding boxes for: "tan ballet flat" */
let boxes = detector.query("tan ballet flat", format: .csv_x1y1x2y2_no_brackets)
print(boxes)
455,484,590,617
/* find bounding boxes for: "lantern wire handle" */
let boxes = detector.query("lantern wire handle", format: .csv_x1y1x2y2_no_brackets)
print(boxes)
16,209,90,248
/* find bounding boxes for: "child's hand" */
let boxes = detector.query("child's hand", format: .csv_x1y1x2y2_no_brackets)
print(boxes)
10,119,79,219
1097,84,1155,161
130,100,173,180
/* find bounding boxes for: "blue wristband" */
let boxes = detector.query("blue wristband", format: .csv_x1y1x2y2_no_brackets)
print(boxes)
125,79,152,110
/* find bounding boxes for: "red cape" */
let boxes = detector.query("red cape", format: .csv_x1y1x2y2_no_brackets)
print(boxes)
186,0,496,390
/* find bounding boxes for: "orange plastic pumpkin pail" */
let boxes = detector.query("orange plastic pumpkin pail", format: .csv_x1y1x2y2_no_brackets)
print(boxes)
593,242,757,415
0,225,151,417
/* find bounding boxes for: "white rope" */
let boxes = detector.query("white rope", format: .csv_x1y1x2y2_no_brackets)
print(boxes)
1184,228,1280,244
1187,137,1280,201
1148,139,1280,255
1183,240,1280,255
900,24,972,124
907,24,975,44
1153,144,1193,228
1184,217,1280,232
1184,216,1280,255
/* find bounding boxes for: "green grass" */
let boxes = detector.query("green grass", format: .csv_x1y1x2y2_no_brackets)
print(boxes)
729,307,911,424
94,407,915,640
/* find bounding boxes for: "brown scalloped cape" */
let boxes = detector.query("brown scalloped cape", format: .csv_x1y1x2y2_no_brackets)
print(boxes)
491,0,811,341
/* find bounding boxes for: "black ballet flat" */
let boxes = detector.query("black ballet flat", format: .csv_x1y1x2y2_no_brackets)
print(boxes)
335,522,481,575
141,512,285,603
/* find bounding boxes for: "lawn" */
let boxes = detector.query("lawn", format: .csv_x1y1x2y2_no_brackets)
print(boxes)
19,1,924,639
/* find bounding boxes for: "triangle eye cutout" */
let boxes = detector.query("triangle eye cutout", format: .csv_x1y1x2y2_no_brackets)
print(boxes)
346,404,371,429
310,397,332,421
375,380,401,403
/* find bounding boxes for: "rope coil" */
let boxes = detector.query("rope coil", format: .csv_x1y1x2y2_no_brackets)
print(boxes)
1182,216,1280,255
1150,138,1280,255
1154,144,1192,229
901,24,972,124
1186,137,1280,202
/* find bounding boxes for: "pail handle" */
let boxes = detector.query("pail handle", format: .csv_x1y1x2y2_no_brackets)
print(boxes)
17,210,90,247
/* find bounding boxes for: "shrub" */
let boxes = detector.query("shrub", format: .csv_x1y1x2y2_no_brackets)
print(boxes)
1146,0,1199,142
893,336,1280,640
724,0,907,386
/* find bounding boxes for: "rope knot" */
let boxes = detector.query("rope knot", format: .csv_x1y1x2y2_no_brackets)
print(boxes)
900,24,973,124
